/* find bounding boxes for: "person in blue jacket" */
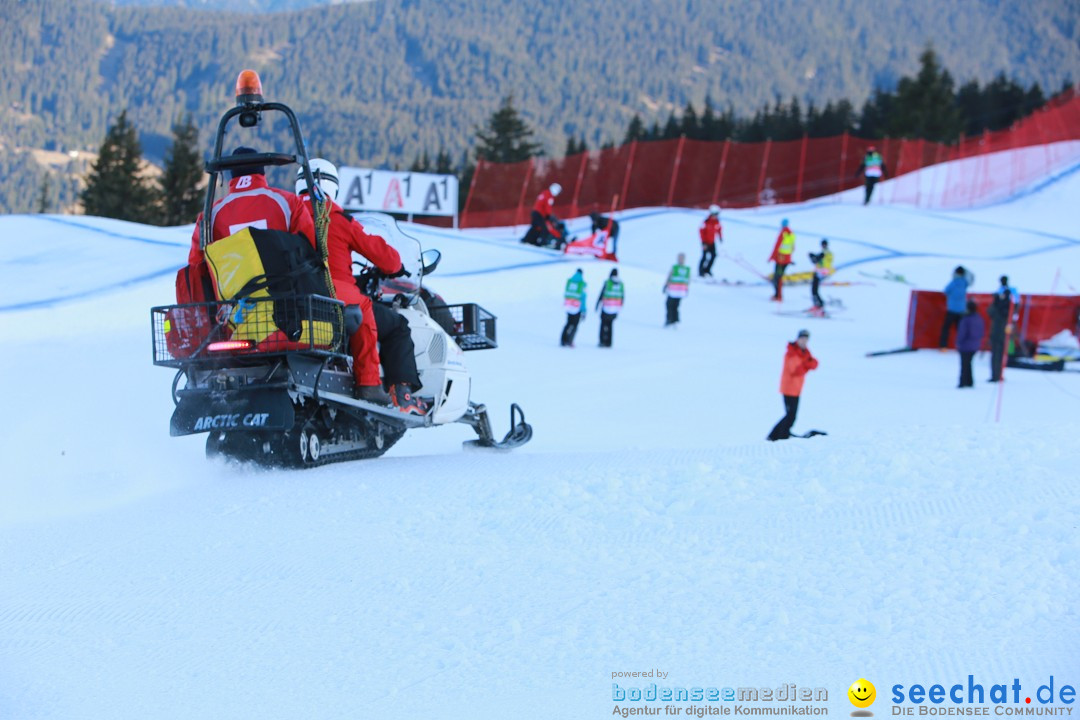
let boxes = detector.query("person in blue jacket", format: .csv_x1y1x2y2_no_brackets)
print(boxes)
955,300,985,388
940,265,973,348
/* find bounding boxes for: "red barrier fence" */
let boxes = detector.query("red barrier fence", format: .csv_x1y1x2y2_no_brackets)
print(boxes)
906,290,1080,351
462,90,1080,228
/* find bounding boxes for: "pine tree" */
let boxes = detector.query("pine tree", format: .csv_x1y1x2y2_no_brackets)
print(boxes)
410,150,432,172
624,114,645,144
158,114,203,226
474,95,543,163
434,148,454,175
82,110,158,222
888,46,963,142
37,173,51,213
681,102,699,139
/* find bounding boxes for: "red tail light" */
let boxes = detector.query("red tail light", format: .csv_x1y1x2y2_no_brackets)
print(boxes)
207,340,254,353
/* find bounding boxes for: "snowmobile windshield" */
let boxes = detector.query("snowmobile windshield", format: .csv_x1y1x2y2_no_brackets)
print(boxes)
350,212,423,302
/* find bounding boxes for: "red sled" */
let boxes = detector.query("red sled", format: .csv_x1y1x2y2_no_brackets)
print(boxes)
563,230,618,262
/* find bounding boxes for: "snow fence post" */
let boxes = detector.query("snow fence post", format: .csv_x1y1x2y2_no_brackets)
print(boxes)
666,135,686,207
619,141,637,213
515,157,535,227
756,138,772,206
795,133,808,203
461,159,482,228
571,150,588,218
711,139,730,206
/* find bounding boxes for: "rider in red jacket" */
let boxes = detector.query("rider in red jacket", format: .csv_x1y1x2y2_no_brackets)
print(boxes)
297,159,428,415
520,183,562,246
188,147,315,267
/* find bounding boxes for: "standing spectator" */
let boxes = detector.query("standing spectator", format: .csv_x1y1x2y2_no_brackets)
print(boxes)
939,265,973,349
699,204,722,278
768,218,795,301
590,212,620,256
767,329,819,441
560,267,587,347
855,145,888,205
663,253,691,327
521,183,562,246
596,268,624,347
808,238,833,313
987,275,1019,382
955,300,985,388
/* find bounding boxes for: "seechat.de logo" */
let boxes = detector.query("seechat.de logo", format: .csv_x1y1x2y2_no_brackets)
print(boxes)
850,679,877,717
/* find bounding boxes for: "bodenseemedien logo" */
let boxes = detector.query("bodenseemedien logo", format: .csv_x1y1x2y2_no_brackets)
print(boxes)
849,679,876,717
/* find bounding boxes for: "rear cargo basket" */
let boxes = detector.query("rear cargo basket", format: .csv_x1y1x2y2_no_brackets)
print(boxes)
427,303,497,351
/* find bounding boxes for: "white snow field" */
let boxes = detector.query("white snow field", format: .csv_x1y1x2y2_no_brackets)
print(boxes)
1,162,1079,719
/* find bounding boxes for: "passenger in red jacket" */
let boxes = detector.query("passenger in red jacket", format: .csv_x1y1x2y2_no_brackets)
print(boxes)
767,329,819,441
520,183,562,246
188,146,315,267
296,159,427,415
698,204,722,278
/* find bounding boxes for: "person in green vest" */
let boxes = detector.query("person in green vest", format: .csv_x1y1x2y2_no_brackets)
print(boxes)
663,253,691,327
855,146,888,205
596,268,624,347
560,268,587,347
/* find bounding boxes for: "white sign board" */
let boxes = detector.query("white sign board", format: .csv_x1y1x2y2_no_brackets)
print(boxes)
337,166,458,218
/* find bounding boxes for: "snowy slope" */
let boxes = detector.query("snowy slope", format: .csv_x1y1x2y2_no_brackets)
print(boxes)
1,164,1079,719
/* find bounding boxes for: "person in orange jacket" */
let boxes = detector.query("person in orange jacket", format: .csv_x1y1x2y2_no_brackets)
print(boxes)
768,218,795,301
767,329,818,441
188,146,315,267
296,159,428,415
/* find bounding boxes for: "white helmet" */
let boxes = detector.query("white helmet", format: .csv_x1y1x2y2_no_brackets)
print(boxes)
550,182,562,197
296,158,340,202
708,204,720,215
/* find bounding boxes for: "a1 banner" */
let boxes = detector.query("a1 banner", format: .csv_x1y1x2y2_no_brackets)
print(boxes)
337,167,459,218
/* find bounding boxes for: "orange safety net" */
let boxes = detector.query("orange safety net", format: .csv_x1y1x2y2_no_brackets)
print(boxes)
462,90,1080,228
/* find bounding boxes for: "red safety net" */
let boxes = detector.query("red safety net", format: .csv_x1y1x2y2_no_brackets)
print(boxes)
461,90,1080,228
906,291,1080,350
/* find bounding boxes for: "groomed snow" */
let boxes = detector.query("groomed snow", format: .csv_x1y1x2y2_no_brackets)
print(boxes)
1,162,1078,719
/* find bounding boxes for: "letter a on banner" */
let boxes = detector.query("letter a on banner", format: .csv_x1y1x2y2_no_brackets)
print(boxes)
383,178,404,210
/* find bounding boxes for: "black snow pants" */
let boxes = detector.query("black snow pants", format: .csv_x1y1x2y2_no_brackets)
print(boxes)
699,244,716,277
599,312,615,347
372,301,421,390
521,210,546,246
863,177,879,205
989,326,1006,381
959,351,975,387
939,311,963,348
767,395,800,441
665,296,681,326
561,312,582,346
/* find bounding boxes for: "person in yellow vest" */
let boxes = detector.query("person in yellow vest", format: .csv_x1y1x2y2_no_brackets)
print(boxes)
596,268,624,347
663,253,691,327
560,268,587,347
808,238,833,314
855,146,888,205
768,219,795,301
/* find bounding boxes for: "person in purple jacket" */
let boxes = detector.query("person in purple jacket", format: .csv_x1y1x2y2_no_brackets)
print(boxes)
955,299,986,388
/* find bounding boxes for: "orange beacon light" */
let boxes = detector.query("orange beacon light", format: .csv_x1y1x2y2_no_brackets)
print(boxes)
235,70,263,105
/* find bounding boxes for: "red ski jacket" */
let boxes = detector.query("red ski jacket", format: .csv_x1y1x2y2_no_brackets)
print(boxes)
699,216,722,245
780,342,818,396
769,228,795,265
532,189,556,218
188,174,315,266
314,198,403,306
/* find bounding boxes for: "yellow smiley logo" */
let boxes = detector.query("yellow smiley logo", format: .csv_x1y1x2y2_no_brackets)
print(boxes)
848,679,876,708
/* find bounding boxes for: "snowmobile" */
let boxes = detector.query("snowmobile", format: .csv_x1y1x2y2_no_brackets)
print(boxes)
151,71,532,467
